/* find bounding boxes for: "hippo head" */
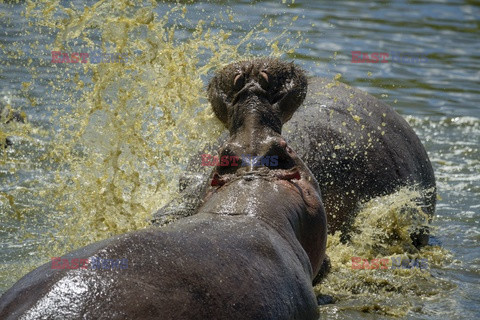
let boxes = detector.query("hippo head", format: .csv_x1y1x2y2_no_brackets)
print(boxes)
207,58,308,178
208,58,308,134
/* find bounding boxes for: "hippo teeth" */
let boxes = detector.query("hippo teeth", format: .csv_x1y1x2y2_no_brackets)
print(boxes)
277,170,301,181
211,173,226,187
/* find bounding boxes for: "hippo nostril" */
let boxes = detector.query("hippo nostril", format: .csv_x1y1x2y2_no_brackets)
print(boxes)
262,140,297,170
215,145,243,175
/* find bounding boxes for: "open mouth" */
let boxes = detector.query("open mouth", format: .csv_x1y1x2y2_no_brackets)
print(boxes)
211,167,301,187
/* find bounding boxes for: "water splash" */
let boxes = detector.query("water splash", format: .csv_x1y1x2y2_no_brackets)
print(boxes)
315,187,453,317
0,0,304,289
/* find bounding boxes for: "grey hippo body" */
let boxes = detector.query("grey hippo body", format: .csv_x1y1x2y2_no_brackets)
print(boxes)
0,59,327,319
287,77,435,243
156,75,435,246
0,188,323,319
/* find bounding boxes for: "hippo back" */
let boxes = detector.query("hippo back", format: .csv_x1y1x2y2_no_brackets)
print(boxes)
284,77,436,235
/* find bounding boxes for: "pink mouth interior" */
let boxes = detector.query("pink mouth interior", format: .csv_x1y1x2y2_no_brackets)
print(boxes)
210,169,301,187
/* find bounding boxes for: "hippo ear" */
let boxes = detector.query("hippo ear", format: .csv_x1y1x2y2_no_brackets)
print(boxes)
207,63,242,126
272,62,308,124
207,79,229,125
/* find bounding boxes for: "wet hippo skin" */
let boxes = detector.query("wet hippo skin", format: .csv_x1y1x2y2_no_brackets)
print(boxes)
286,77,436,244
155,67,436,246
0,197,323,319
0,59,327,319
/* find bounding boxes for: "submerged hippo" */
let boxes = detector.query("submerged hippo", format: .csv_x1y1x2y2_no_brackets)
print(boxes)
0,60,327,319
155,59,436,246
0,103,26,148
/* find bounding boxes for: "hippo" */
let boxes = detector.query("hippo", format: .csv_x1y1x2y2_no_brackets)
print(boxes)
0,103,26,148
0,59,327,319
154,60,436,247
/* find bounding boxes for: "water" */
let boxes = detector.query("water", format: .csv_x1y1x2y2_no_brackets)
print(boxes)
0,0,478,319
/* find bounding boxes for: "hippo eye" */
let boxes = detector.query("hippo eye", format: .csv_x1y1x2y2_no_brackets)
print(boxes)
259,71,269,90
233,73,244,91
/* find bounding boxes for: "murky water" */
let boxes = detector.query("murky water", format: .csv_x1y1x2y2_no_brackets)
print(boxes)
0,0,478,319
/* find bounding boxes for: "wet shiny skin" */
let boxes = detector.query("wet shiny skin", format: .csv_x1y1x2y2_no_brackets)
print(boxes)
0,174,325,320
